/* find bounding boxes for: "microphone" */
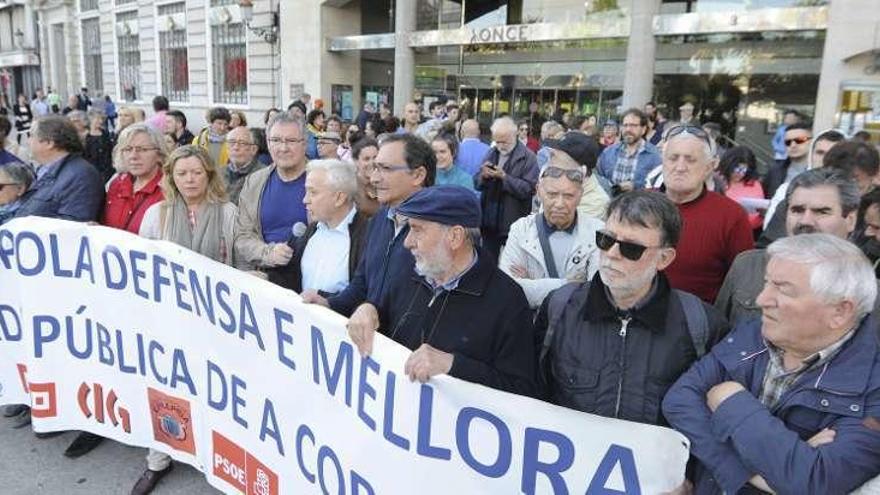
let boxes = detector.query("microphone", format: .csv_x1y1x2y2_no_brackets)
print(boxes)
286,222,307,248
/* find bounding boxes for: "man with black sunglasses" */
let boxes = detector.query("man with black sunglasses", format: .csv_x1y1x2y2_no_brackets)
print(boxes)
764,122,812,200
536,191,728,427
499,133,605,308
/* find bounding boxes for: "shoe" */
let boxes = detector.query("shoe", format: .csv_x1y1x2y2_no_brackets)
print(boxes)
63,432,105,458
10,408,31,429
130,464,174,495
3,404,27,417
34,430,65,439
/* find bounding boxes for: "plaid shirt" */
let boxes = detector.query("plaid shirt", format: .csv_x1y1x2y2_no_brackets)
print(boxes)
759,329,856,409
610,140,645,185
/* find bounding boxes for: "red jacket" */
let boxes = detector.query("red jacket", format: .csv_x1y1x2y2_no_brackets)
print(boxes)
101,171,164,234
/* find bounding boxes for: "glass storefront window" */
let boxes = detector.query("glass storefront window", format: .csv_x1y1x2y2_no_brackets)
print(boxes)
660,0,828,14
837,86,880,143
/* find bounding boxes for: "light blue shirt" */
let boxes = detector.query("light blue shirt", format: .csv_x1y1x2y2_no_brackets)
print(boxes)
300,206,357,294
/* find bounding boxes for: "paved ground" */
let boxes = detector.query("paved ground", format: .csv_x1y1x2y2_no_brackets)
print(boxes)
0,417,220,494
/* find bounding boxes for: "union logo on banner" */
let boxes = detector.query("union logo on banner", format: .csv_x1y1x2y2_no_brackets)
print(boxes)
17,363,57,418
212,431,278,495
147,387,196,455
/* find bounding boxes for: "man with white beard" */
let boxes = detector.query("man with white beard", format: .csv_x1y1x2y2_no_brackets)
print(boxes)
345,185,538,397
536,190,728,426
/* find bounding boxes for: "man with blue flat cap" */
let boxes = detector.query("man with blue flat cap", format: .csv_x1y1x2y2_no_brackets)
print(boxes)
347,185,538,397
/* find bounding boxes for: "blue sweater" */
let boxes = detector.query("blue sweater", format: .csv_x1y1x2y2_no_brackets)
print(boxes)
327,206,415,317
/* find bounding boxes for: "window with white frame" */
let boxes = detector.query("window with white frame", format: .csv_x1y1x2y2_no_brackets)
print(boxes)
116,10,140,102
210,0,247,105
81,18,103,93
157,2,188,102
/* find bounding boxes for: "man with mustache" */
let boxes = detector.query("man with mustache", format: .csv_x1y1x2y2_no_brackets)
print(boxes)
536,191,728,427
716,168,861,326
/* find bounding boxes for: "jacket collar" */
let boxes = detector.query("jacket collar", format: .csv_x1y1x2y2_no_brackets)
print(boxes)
583,271,671,331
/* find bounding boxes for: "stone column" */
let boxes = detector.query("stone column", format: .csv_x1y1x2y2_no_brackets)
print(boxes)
621,0,661,111
393,0,415,115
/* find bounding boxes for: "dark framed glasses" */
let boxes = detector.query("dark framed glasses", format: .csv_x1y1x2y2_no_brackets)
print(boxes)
541,166,584,183
784,136,811,147
595,230,662,261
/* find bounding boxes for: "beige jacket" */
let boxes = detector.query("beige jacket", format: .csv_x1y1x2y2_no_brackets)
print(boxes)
578,173,610,220
233,165,275,268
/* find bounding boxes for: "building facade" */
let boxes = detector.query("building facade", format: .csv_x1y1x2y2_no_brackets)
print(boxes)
30,0,280,131
301,0,880,154
0,0,41,105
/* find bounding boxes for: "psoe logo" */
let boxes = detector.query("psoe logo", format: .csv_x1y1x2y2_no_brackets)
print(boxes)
17,363,57,419
212,431,278,495
78,382,131,433
147,387,196,456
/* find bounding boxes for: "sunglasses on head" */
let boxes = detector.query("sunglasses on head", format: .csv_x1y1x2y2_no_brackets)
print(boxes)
784,136,811,146
596,230,662,261
664,124,712,147
541,166,584,183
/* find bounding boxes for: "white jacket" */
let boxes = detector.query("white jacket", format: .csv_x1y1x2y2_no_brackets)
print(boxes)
499,212,604,309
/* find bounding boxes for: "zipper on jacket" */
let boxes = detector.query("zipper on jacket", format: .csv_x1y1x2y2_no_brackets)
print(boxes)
614,316,631,418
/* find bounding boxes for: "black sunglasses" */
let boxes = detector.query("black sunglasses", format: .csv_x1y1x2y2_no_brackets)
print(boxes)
595,230,662,261
541,166,584,183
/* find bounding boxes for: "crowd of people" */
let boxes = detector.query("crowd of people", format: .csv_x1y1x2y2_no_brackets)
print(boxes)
2,89,880,495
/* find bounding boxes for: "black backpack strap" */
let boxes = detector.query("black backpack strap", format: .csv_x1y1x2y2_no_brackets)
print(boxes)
540,282,583,364
675,289,709,358
535,215,559,278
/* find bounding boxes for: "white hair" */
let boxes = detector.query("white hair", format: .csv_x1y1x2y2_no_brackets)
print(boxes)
306,159,358,200
767,233,877,318
490,116,517,136
663,129,715,163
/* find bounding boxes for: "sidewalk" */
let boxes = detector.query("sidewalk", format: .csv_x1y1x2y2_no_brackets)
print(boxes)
0,420,220,494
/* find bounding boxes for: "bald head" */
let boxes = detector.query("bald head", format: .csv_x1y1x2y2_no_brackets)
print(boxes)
461,119,480,138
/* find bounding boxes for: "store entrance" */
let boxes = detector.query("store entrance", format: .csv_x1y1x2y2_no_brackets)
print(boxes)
451,76,622,133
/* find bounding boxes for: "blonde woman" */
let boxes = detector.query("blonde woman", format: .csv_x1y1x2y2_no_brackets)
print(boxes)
139,145,236,266
101,124,169,233
132,145,236,493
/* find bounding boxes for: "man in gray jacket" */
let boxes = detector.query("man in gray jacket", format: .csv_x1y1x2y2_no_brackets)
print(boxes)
715,168,860,326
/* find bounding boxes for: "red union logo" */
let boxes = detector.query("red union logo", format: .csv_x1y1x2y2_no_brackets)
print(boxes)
77,382,131,433
17,363,57,419
212,431,278,495
147,387,196,456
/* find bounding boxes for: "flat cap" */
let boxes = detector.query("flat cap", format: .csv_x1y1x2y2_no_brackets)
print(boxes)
396,185,481,228
545,131,600,170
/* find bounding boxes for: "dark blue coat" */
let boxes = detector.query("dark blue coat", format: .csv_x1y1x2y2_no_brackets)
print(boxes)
327,206,414,317
377,248,538,397
662,316,880,495
15,154,104,222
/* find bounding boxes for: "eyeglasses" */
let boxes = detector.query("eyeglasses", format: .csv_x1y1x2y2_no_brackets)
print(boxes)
267,137,305,147
733,165,749,175
664,124,712,147
595,230,663,261
226,140,256,147
370,162,411,175
784,136,811,147
541,166,584,183
120,146,159,154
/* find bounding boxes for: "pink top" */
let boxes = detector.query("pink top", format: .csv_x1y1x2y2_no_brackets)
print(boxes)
725,180,765,230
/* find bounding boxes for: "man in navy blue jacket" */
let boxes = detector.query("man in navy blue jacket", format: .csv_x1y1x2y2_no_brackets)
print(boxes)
15,116,104,222
663,234,880,495
302,133,435,316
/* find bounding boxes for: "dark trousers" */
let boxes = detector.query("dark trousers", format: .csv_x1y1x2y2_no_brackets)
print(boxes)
482,231,506,263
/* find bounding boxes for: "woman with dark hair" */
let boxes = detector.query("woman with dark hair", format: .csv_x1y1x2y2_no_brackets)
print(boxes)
432,133,475,192
305,109,325,159
720,146,765,231
12,93,33,145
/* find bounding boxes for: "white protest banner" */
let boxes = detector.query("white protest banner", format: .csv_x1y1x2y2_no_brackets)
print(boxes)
0,217,689,494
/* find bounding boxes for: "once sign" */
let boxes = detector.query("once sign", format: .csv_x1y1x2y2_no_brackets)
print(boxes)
469,25,529,44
